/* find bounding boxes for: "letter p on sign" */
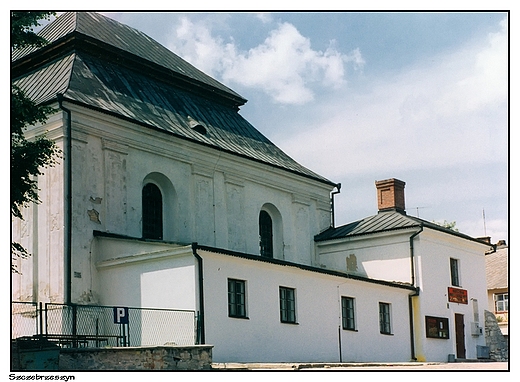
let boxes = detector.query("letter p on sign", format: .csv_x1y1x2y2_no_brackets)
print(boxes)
113,307,129,324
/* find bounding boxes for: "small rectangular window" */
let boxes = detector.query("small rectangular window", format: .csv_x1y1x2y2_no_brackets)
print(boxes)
379,302,392,334
341,296,356,330
450,258,460,286
228,279,247,318
279,286,296,323
494,293,508,313
425,316,450,339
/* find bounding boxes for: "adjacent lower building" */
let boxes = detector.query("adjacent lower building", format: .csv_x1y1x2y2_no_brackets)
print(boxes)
315,179,492,361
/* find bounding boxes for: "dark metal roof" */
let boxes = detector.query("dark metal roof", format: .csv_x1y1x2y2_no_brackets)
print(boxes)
12,12,244,104
315,210,492,246
12,12,335,186
315,211,420,241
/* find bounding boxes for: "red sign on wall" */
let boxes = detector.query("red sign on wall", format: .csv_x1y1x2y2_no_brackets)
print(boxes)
448,287,468,304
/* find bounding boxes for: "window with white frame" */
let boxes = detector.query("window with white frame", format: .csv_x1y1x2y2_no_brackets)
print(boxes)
341,296,356,331
450,258,461,287
228,278,247,318
494,293,508,313
379,302,392,334
279,286,296,323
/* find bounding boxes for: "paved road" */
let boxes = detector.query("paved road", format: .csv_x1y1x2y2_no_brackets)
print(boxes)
212,361,509,371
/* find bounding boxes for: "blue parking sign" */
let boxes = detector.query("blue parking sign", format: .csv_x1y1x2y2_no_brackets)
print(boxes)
113,307,129,324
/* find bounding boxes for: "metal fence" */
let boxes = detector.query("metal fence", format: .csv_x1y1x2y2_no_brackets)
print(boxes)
12,302,198,348
12,302,40,339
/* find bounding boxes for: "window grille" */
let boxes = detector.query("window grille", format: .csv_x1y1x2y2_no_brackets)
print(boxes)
279,287,296,323
228,279,247,318
341,297,356,330
379,302,391,334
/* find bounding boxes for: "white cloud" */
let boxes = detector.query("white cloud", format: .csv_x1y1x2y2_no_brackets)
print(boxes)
167,18,363,105
256,13,273,24
277,16,508,179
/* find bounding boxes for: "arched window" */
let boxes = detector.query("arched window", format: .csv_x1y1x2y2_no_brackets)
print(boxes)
259,210,273,258
142,183,163,240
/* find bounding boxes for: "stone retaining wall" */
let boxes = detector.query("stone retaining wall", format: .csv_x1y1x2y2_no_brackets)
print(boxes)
484,310,508,361
59,345,213,370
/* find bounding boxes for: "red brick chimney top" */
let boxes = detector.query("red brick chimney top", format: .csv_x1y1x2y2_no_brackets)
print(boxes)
375,178,406,213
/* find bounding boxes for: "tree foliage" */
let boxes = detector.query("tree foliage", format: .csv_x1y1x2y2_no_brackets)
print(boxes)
11,12,54,51
11,12,59,271
432,220,459,232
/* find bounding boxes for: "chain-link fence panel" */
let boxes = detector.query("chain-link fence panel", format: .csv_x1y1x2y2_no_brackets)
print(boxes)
12,302,39,339
43,303,196,347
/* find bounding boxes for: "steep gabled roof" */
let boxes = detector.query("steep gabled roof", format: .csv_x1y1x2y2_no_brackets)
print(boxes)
12,12,335,186
315,210,491,246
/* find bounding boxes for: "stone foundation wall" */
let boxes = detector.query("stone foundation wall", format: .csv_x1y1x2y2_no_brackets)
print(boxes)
59,345,213,370
484,310,508,361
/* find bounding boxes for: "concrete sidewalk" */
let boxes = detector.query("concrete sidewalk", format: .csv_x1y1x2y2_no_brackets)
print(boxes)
212,361,509,370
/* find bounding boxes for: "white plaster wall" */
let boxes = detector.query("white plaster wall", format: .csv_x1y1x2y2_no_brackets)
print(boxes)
316,226,490,362
12,110,67,304
199,250,413,363
413,230,489,361
317,231,414,282
93,238,196,310
60,105,333,304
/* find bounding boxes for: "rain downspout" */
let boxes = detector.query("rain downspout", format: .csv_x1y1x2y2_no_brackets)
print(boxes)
409,226,422,286
330,183,341,228
192,243,205,344
57,94,72,305
408,226,423,361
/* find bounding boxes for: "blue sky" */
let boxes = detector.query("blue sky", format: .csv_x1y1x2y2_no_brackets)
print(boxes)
100,10,509,244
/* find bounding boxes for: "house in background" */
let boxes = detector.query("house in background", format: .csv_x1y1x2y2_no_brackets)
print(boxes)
485,240,508,337
11,12,493,363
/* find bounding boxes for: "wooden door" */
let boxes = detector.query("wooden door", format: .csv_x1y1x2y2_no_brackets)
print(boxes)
455,313,466,359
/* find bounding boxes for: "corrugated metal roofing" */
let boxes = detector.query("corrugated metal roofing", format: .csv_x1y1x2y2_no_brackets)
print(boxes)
12,12,335,186
315,211,421,241
315,210,492,245
12,12,244,103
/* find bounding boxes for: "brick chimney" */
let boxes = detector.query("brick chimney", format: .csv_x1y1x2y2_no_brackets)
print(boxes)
375,178,406,213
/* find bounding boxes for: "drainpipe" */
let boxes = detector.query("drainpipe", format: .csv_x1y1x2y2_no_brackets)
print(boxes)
408,226,423,361
408,289,420,361
57,94,72,305
192,243,205,344
409,226,422,286
330,183,341,228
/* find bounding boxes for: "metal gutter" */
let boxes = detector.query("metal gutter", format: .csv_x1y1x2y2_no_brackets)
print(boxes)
57,93,72,304
192,243,205,345
408,226,422,361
